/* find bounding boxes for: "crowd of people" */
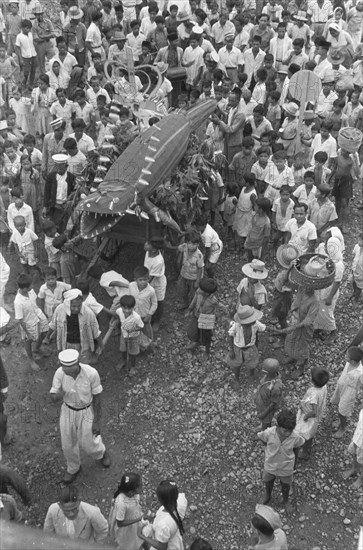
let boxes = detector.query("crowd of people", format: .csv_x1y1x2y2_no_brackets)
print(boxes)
0,0,363,547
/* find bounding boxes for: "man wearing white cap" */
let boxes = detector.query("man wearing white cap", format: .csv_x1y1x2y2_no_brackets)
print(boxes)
50,349,111,484
218,32,243,83
41,118,66,178
210,9,235,51
48,289,103,358
43,153,75,232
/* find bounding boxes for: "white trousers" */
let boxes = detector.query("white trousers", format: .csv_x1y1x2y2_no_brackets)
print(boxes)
60,403,105,474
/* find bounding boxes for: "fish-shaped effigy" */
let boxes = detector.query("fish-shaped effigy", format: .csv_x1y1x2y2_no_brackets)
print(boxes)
77,99,217,239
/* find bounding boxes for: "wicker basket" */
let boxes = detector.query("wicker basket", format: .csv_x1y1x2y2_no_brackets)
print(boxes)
337,127,363,153
289,253,336,290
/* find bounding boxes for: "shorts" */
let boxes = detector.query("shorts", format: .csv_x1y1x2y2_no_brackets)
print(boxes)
20,249,36,266
120,334,140,355
233,344,259,370
263,470,293,484
208,243,223,264
348,441,363,465
332,176,352,200
21,316,49,341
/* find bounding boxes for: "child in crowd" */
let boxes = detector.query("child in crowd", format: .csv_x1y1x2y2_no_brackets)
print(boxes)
177,230,204,309
129,266,157,346
295,367,330,460
292,152,305,187
222,183,238,242
331,347,363,438
115,295,144,375
186,278,225,360
37,266,71,319
109,472,144,549
264,150,295,203
42,220,61,278
251,147,270,197
350,233,363,302
228,304,266,388
254,358,284,430
266,90,282,132
144,240,166,332
271,243,298,341
228,136,257,188
308,183,338,237
271,185,295,252
293,170,317,207
7,188,34,233
343,408,363,490
258,408,305,513
9,215,38,273
52,233,80,286
195,217,223,277
311,151,331,187
232,173,257,253
14,273,49,372
236,259,268,310
250,504,288,550
244,197,271,261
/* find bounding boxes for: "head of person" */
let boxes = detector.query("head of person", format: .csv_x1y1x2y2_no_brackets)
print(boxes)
71,118,86,140
256,67,267,83
53,233,68,252
272,150,286,170
219,9,229,25
260,131,271,149
199,278,218,295
346,346,363,367
314,150,328,165
320,120,333,140
251,35,261,52
53,119,66,140
276,22,286,38
134,266,149,290
254,197,271,215
178,93,188,110
10,2,19,15
190,89,201,104
292,37,304,55
264,53,274,70
293,202,308,224
256,146,270,166
155,14,165,29
17,272,32,290
244,172,256,189
21,19,32,34
44,266,58,289
185,229,201,251
303,170,315,189
279,184,291,203
130,19,140,35
276,408,296,437
63,137,78,156
4,140,17,161
38,73,50,92
253,104,264,125
293,152,304,170
42,219,57,238
311,367,329,388
59,485,80,519
114,472,142,499
333,99,345,114
0,42,7,60
56,37,68,56
76,279,90,297
190,539,213,550
91,10,102,25
89,75,100,92
119,294,136,316
11,186,24,208
242,136,254,155
144,239,161,255
258,13,269,29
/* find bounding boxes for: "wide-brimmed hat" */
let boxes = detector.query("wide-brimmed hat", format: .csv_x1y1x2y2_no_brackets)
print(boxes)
322,70,336,84
254,505,282,530
276,243,300,269
112,30,126,41
303,256,326,277
154,61,168,74
282,102,299,117
234,305,263,324
69,6,83,19
242,259,268,280
293,10,308,21
177,10,190,21
327,49,345,65
33,3,44,14
59,349,79,366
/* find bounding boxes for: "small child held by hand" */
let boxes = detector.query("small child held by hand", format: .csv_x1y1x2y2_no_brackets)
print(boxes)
254,358,284,430
116,295,144,375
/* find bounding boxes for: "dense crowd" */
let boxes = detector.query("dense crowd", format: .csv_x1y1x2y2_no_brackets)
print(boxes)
0,0,363,547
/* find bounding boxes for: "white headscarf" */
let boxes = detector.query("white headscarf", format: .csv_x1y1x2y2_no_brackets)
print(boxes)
326,226,345,262
63,289,82,316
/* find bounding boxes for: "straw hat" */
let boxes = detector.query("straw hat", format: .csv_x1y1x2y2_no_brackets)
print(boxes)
282,102,299,117
322,70,336,84
234,305,263,324
69,6,83,19
33,3,44,14
242,259,268,280
327,49,345,66
276,243,299,269
254,505,282,530
177,10,190,22
293,10,308,21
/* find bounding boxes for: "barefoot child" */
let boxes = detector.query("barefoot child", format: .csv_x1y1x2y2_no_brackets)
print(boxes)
14,273,49,372
295,367,330,460
254,359,284,429
331,347,363,438
232,173,257,253
115,295,144,375
42,220,61,278
244,197,271,261
109,472,144,549
228,304,266,389
144,240,167,332
237,259,268,310
177,230,204,309
9,215,40,275
129,266,157,346
257,408,305,514
343,408,363,490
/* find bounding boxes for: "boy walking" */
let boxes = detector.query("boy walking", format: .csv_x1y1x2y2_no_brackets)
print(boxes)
115,295,144,375
257,408,305,514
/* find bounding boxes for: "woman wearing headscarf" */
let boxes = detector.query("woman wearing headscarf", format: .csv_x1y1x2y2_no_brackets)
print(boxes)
323,6,347,37
313,226,345,344
326,22,354,68
47,59,71,91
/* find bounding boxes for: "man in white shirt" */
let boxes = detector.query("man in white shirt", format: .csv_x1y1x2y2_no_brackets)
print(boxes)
308,0,333,37
313,38,333,81
126,20,146,62
218,32,244,83
243,35,265,88
15,20,37,89
211,9,235,50
85,11,105,63
69,118,96,157
63,137,88,177
284,203,317,254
